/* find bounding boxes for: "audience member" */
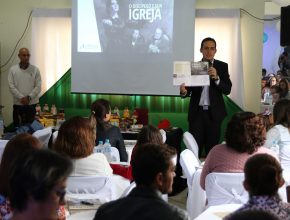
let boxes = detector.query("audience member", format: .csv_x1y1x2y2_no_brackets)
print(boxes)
261,77,270,100
200,112,277,189
2,105,44,140
8,149,72,220
0,134,42,219
94,143,189,220
225,154,290,220
265,99,290,186
262,68,267,78
224,209,280,220
279,78,290,99
90,99,128,162
53,116,113,176
278,51,290,76
270,85,282,105
110,125,164,180
269,76,278,87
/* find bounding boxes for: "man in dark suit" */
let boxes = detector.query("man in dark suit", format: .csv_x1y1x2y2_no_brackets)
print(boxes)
180,37,232,157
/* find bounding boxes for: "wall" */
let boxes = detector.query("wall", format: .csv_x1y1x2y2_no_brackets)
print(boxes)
196,0,265,113
0,0,265,125
0,0,71,125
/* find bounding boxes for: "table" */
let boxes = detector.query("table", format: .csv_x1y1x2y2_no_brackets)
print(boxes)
194,204,242,220
68,210,96,220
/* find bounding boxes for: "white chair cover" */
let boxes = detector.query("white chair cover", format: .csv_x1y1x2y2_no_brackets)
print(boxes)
180,149,202,219
52,130,58,143
66,175,129,204
159,129,167,143
183,131,199,159
32,126,52,148
0,140,9,163
205,172,248,207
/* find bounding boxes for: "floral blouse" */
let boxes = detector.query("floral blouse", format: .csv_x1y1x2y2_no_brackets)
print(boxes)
0,194,12,220
225,195,290,220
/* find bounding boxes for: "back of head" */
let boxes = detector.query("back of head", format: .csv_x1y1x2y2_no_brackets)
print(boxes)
53,116,96,159
244,154,283,197
18,105,36,124
136,125,163,146
8,149,72,212
226,210,280,220
0,134,41,195
90,99,111,130
226,112,265,154
273,99,290,128
131,143,176,188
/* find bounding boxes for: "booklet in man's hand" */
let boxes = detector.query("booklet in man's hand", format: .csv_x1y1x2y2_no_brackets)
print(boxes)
173,61,210,86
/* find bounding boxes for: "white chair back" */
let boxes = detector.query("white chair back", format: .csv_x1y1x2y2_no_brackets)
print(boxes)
94,146,120,162
180,149,199,185
183,131,199,159
159,129,167,143
32,127,52,148
205,172,248,207
0,140,9,163
66,176,116,204
52,130,58,143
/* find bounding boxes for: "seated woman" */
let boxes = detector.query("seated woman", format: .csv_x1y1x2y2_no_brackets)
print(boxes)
8,149,72,220
110,125,163,180
279,78,290,100
90,99,128,162
225,154,290,220
53,116,113,176
200,112,277,190
265,99,290,184
0,134,42,219
3,105,44,140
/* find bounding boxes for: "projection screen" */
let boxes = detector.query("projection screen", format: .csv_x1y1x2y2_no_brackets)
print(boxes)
71,0,196,95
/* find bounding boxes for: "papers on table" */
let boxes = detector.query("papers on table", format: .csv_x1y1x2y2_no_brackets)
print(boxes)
173,61,210,86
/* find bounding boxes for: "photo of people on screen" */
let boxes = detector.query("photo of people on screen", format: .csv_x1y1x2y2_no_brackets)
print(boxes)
92,0,173,54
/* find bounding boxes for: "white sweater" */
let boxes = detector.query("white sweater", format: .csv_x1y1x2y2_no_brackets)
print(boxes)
8,64,41,105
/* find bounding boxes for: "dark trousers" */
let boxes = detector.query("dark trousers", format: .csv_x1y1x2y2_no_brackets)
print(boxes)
189,107,222,158
13,104,36,128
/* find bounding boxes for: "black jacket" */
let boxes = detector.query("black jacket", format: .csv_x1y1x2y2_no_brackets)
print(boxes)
94,187,189,220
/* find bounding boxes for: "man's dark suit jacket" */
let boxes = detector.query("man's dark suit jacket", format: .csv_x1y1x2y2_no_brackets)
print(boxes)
185,59,232,123
94,187,189,220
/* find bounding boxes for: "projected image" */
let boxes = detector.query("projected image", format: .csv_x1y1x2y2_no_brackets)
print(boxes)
78,0,174,53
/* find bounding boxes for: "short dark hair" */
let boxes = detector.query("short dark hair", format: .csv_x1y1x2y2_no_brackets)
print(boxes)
18,105,36,124
225,112,266,154
136,125,163,146
131,143,176,187
200,37,216,49
273,99,290,128
8,149,72,211
244,154,282,197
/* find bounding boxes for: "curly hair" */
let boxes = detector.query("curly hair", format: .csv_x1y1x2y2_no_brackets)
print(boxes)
225,112,266,154
53,116,96,159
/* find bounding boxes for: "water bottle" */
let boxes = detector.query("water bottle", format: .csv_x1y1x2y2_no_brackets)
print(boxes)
270,140,279,155
94,140,104,153
103,139,112,162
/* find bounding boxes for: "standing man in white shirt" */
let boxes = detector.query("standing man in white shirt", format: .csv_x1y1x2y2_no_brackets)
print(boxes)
8,48,41,128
